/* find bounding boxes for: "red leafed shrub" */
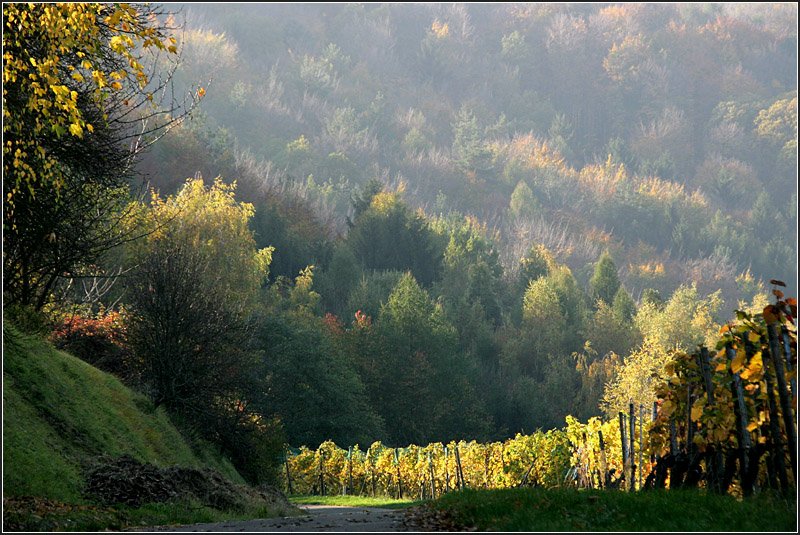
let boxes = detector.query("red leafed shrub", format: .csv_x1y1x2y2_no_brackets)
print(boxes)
50,310,136,381
322,312,343,334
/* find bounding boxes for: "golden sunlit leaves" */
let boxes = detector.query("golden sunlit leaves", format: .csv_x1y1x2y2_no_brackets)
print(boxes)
660,399,674,417
739,352,763,382
690,399,705,422
3,2,180,211
431,19,450,39
731,348,746,375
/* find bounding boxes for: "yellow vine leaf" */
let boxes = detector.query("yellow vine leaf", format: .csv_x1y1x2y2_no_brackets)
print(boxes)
731,349,746,375
740,352,763,381
690,399,705,422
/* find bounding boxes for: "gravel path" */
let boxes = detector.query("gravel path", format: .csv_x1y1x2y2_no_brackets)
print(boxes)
147,504,414,532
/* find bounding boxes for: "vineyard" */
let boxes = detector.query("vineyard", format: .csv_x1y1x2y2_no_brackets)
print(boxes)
283,290,796,499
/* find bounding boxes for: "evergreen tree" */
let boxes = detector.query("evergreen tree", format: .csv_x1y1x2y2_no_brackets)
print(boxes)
452,104,491,171
589,251,621,306
611,286,637,323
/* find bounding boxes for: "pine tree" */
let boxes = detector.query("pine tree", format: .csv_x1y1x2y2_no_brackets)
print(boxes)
589,251,621,306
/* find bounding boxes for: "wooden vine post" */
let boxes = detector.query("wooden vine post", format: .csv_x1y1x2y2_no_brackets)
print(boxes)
394,448,403,499
766,322,797,480
638,404,644,491
318,449,326,496
629,402,636,492
285,449,294,496
758,337,790,493
618,412,628,488
454,445,465,490
428,452,436,499
698,346,723,493
443,445,451,492
347,446,353,496
598,430,608,489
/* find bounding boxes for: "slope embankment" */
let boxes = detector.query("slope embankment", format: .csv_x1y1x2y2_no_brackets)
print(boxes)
2,326,295,530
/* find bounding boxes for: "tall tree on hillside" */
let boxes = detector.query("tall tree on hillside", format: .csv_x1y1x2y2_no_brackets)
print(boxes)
589,251,621,306
452,104,492,172
375,273,491,444
346,190,443,286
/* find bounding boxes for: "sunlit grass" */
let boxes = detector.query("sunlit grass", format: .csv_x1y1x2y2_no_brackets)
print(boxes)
431,487,797,532
289,494,422,509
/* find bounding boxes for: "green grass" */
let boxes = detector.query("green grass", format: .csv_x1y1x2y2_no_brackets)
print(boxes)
2,326,289,531
289,495,422,509
3,327,243,503
431,487,797,532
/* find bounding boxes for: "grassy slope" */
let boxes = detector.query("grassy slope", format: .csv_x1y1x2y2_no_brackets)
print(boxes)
432,487,797,532
2,326,243,504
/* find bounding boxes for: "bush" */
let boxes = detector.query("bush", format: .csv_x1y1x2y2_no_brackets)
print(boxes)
50,310,135,381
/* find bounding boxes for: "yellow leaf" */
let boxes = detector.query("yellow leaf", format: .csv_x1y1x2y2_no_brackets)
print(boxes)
690,404,703,421
661,400,674,417
110,81,122,91
110,35,125,51
714,361,727,372
69,123,83,137
740,352,763,381
746,421,758,432
197,87,206,98
748,332,761,343
86,123,93,133
731,349,746,375
71,72,84,83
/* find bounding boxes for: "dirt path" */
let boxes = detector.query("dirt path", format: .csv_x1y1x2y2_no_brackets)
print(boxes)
147,504,414,532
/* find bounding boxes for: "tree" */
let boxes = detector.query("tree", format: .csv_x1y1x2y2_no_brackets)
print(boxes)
127,178,272,416
583,300,639,360
589,251,621,306
611,286,637,323
602,284,722,417
518,244,556,288
521,277,567,370
256,306,384,448
346,190,443,287
375,273,491,444
451,104,492,171
3,3,199,309
509,180,540,219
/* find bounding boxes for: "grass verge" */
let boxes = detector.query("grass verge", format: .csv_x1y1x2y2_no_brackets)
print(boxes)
430,487,797,532
289,495,422,509
3,326,295,531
